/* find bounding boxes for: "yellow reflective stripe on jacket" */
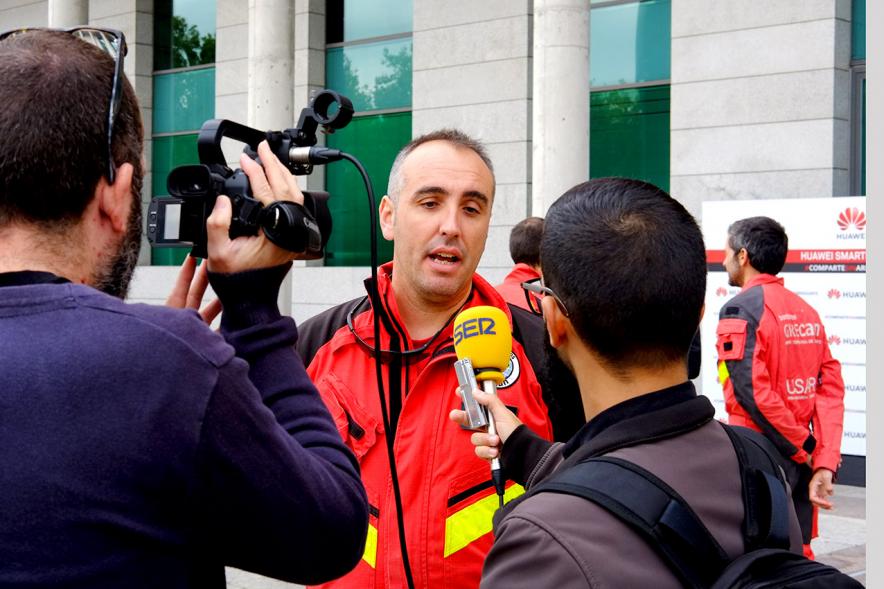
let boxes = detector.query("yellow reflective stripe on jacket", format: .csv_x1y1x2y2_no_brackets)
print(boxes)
362,523,378,568
718,360,730,385
444,484,525,558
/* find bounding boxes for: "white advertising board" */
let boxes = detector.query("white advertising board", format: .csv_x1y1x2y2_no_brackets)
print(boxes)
701,198,867,457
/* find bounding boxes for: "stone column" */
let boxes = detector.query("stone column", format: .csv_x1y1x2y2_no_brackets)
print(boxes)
248,0,295,314
531,0,589,216
248,0,294,130
49,0,88,27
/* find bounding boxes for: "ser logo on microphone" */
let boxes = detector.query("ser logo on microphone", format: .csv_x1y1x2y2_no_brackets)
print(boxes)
453,317,497,347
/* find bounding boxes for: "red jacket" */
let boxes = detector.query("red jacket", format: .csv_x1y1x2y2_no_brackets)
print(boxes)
716,274,844,472
298,264,553,588
494,263,541,312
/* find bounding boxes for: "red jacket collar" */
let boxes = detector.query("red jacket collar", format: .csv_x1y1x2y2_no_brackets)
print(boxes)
365,262,514,347
742,273,784,291
502,263,541,285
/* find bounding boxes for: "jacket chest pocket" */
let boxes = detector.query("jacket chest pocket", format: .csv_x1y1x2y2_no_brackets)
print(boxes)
716,318,748,361
315,371,381,462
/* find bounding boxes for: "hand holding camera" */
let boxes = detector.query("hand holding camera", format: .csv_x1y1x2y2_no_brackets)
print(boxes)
207,141,304,274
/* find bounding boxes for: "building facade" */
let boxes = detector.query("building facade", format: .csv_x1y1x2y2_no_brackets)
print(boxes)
0,0,866,322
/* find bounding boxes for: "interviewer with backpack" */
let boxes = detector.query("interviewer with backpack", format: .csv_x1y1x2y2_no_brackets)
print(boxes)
452,178,860,588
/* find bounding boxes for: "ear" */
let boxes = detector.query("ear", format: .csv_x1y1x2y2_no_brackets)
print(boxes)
542,295,569,349
95,162,135,235
737,248,750,268
699,303,706,322
379,195,396,241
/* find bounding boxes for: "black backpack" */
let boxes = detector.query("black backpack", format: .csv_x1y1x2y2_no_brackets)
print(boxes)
535,425,862,588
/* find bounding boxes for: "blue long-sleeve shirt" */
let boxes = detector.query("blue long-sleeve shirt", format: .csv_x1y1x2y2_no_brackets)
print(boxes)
0,265,368,587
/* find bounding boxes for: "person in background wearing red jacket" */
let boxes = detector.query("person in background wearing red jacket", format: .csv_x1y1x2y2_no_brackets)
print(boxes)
717,216,845,559
495,217,543,312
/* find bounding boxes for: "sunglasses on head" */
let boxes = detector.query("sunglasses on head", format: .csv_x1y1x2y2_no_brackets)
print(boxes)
0,27,127,183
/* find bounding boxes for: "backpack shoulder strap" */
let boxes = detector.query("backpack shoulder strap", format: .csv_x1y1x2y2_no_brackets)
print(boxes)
720,425,792,551
536,456,729,589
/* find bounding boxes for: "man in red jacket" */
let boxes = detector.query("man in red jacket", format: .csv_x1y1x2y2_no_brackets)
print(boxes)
717,216,845,558
495,217,543,312
296,130,562,589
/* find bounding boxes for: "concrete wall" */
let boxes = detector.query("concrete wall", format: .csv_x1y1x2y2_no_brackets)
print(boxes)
216,0,249,126
0,0,46,27
412,0,533,283
670,0,853,219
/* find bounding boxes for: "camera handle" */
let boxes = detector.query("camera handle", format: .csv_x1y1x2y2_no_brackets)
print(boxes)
197,119,266,169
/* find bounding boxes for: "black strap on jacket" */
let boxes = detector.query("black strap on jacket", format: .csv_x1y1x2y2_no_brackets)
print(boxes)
533,423,791,589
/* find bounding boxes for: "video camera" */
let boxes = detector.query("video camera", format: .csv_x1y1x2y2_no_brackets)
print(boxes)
147,89,354,258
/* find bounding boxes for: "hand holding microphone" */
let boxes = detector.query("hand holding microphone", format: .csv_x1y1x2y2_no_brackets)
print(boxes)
451,306,520,506
451,386,523,461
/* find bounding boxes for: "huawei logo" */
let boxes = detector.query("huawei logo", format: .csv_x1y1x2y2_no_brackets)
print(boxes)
716,287,728,297
837,207,867,231
828,289,841,299
828,335,842,346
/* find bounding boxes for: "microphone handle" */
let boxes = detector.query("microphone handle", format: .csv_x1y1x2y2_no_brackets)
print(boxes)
482,379,505,504
483,379,501,470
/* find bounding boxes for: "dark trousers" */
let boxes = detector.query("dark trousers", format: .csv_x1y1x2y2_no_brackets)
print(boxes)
779,457,815,545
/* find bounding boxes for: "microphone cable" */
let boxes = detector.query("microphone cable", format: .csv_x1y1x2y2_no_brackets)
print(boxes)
340,152,417,589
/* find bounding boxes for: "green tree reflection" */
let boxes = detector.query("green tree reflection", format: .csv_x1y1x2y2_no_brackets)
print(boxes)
172,15,215,68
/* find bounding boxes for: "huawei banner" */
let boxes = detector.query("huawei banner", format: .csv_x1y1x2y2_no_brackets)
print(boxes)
701,198,867,457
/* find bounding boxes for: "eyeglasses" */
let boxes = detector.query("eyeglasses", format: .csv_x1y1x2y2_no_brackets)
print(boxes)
521,279,571,318
518,277,544,316
0,27,127,183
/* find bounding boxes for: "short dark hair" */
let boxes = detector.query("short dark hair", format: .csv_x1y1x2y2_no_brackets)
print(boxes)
509,217,544,266
387,128,495,200
727,216,788,275
0,30,143,231
541,178,706,373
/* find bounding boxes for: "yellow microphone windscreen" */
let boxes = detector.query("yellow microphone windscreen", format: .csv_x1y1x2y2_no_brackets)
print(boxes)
452,306,511,383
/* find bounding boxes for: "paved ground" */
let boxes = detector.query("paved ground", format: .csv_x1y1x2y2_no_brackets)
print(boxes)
226,484,867,588
815,484,867,585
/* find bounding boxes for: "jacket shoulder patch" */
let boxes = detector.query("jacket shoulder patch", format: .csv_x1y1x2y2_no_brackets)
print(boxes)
497,353,521,389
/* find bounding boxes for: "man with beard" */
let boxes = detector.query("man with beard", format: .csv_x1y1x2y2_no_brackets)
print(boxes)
0,29,367,587
295,130,580,589
718,216,845,558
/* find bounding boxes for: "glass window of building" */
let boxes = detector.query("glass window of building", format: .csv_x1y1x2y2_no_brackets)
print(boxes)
851,0,865,196
151,0,217,265
324,0,413,267
589,0,671,191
